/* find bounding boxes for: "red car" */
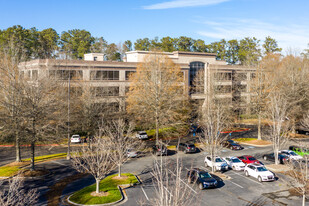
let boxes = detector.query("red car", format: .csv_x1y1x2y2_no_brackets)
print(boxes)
238,155,262,165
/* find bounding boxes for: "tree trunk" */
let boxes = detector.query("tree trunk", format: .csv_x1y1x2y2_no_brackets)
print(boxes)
155,113,159,145
96,179,100,193
66,133,71,160
15,132,21,162
302,192,306,206
257,113,262,140
118,164,121,177
274,148,279,165
30,142,35,171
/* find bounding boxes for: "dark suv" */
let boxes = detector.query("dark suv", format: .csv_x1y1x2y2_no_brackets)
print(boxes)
152,145,168,156
177,143,196,154
221,140,243,150
187,168,218,190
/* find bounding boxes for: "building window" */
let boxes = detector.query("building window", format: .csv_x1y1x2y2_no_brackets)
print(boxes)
235,73,247,81
125,87,130,95
215,85,232,93
189,62,205,86
94,102,119,113
90,70,119,80
125,71,136,80
49,70,83,80
91,87,119,97
234,85,247,93
214,72,232,81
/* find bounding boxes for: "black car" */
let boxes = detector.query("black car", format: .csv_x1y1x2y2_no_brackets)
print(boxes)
222,140,243,150
262,153,289,164
187,168,218,190
152,145,168,156
177,143,196,154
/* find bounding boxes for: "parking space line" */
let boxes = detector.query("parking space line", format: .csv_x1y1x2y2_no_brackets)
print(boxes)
52,160,67,166
229,171,263,185
141,186,149,201
168,169,197,194
226,179,244,188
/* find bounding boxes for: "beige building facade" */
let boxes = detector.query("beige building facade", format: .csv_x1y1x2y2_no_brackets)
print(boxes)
18,50,256,114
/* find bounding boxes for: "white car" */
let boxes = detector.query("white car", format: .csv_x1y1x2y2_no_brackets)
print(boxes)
279,150,303,160
70,134,81,143
204,156,229,171
223,156,246,171
136,131,148,140
127,148,138,158
244,163,275,182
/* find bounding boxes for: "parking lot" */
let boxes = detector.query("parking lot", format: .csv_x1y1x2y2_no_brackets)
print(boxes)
122,144,303,206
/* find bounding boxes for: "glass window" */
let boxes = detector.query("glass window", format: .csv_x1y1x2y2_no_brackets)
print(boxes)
125,71,136,80
90,70,119,80
189,62,205,86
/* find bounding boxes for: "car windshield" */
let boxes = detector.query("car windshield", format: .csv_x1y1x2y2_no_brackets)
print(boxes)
290,151,297,156
188,144,195,147
215,158,223,162
248,157,256,161
199,172,212,179
139,132,147,135
257,167,268,172
228,140,235,143
231,158,241,163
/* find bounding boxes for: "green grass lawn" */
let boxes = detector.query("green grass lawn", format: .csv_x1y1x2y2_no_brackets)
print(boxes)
22,153,67,162
234,138,256,142
69,173,138,205
0,165,22,177
0,153,67,177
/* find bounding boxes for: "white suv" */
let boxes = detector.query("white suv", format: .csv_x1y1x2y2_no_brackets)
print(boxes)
223,156,246,171
244,164,275,182
204,156,229,171
70,135,81,143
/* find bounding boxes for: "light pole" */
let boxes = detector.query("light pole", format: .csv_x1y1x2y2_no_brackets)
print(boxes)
66,66,71,160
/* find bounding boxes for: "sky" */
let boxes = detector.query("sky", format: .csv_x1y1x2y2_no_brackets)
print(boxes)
0,0,308,53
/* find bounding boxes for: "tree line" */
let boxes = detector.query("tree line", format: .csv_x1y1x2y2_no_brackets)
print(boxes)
5,25,309,65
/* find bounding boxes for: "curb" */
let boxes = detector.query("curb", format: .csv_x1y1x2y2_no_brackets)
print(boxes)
239,142,272,147
67,175,139,206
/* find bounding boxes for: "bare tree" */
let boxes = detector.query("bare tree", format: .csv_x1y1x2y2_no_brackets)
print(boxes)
267,91,290,165
286,155,309,206
99,118,142,177
0,48,26,162
127,52,190,145
71,138,117,194
0,177,38,206
193,69,232,172
249,54,279,140
146,155,195,206
21,76,66,170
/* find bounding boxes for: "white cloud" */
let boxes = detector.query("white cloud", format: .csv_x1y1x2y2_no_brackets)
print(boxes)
143,0,230,10
197,18,309,51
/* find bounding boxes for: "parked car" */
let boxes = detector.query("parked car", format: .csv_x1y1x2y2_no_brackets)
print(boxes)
127,148,138,158
136,131,148,140
221,140,244,150
70,134,81,143
177,143,196,154
262,153,289,164
204,156,229,171
289,146,309,157
187,168,218,190
279,150,303,160
152,145,168,156
244,163,275,182
223,156,246,171
238,155,263,165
